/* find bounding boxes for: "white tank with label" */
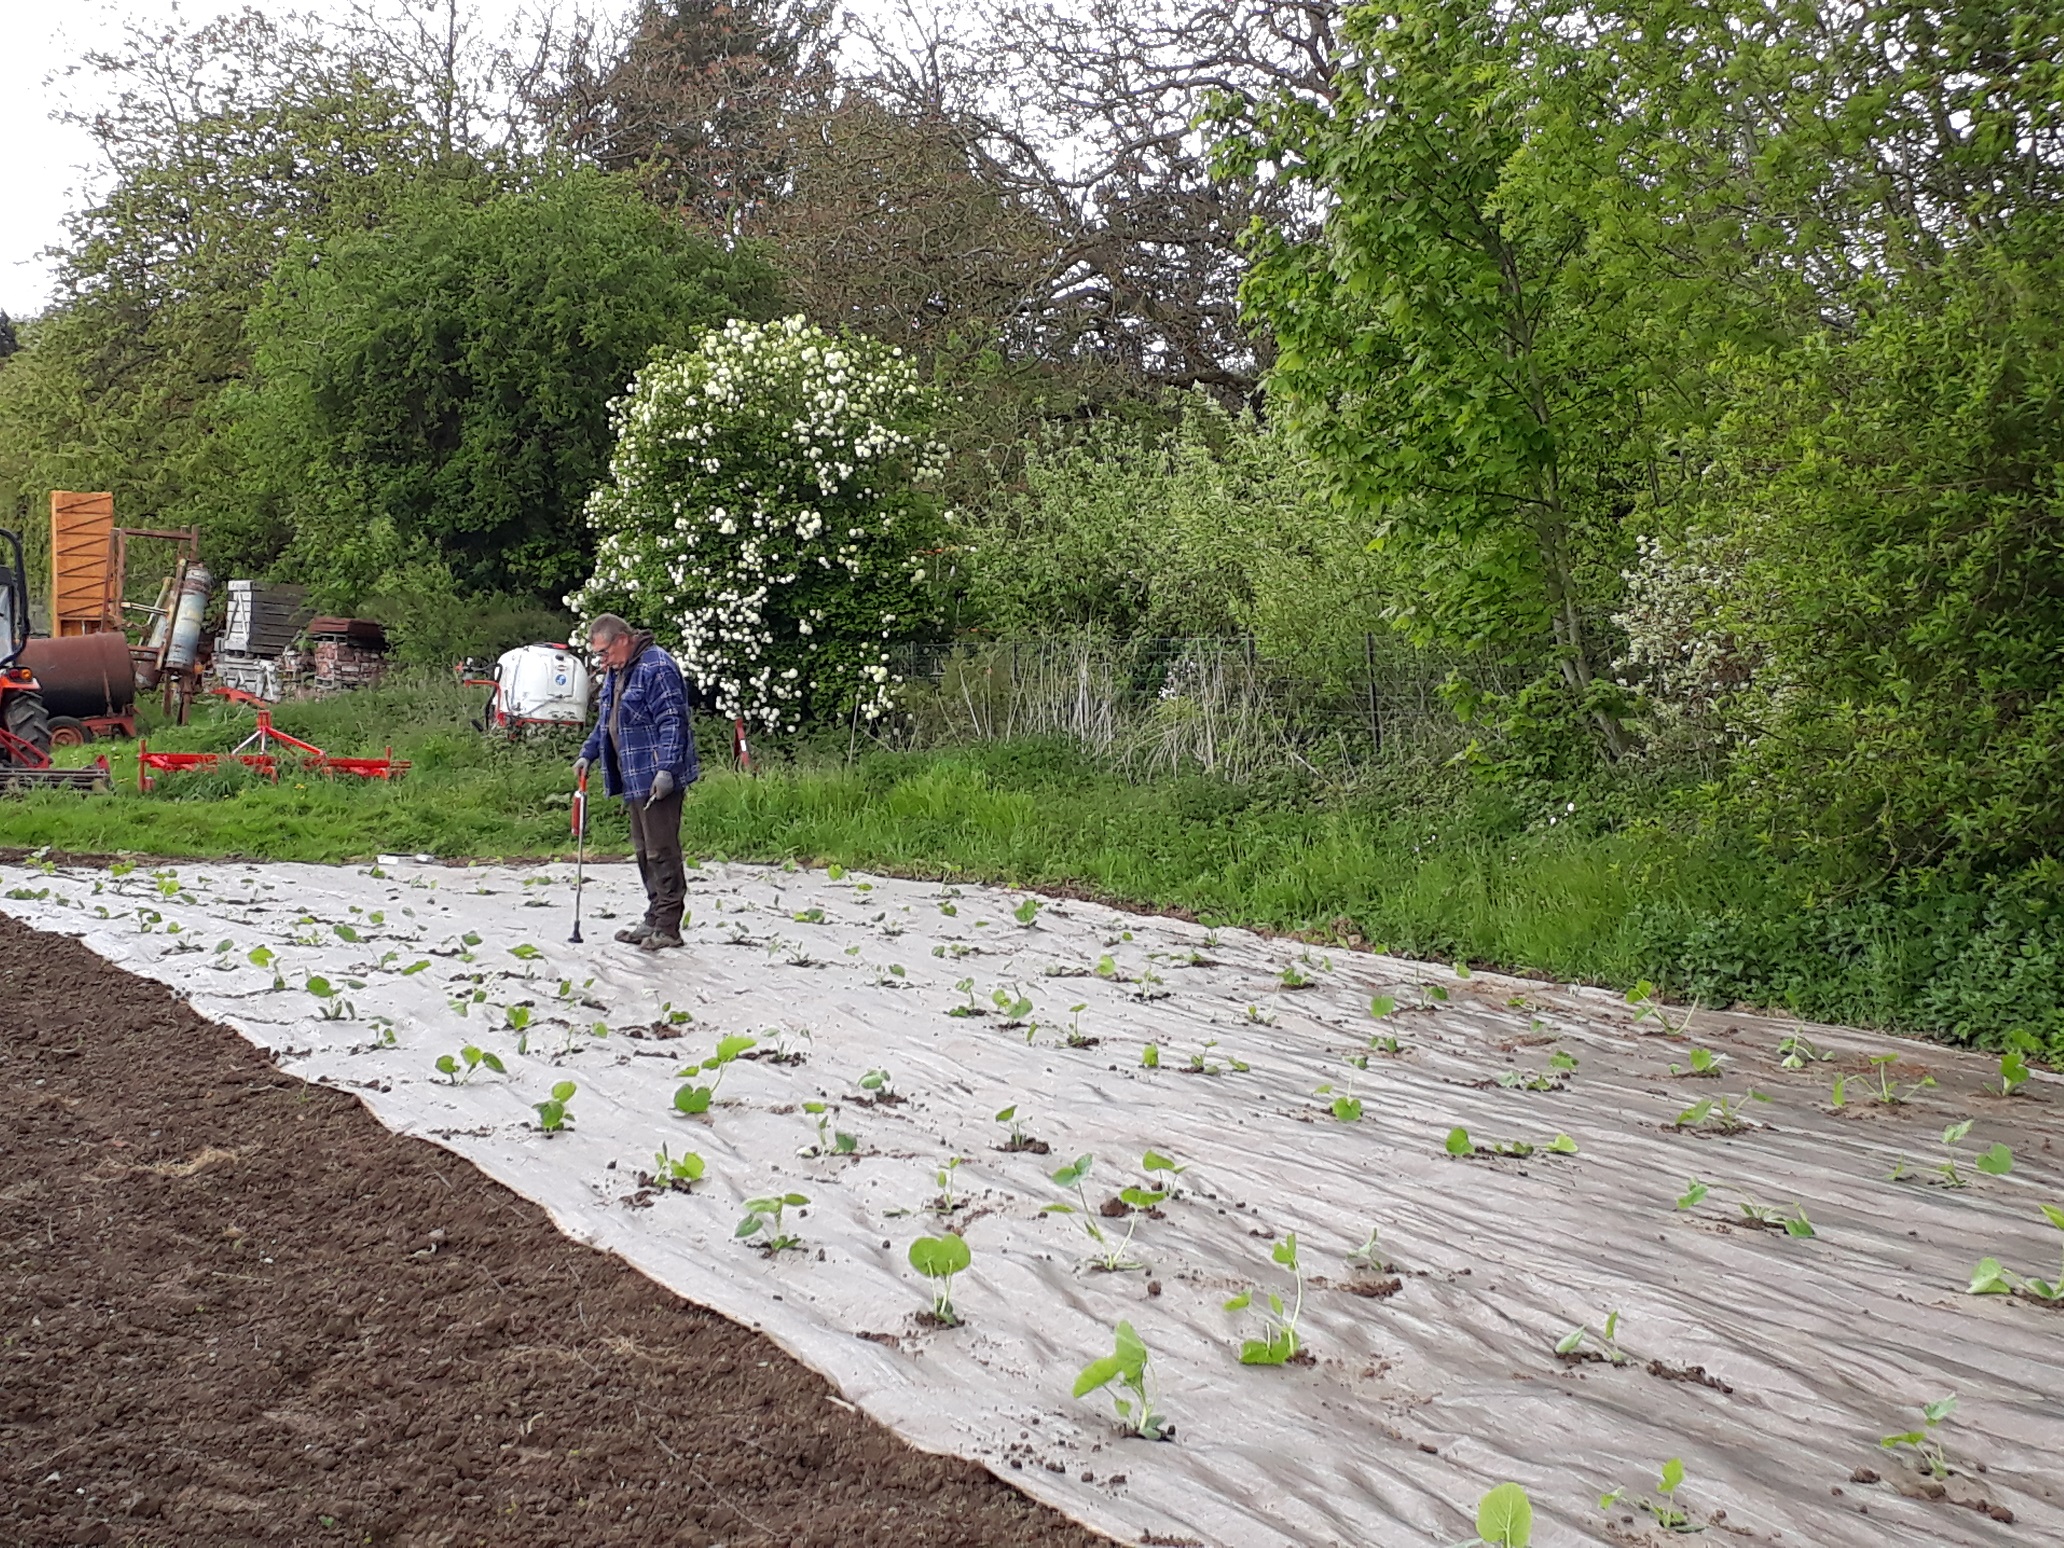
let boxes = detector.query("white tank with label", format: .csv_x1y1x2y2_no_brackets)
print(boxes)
492,643,590,730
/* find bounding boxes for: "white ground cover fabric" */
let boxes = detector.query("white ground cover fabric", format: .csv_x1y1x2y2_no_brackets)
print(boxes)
4,855,2060,1547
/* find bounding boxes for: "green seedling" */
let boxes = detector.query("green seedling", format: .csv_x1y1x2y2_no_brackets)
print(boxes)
800,1100,858,1157
1185,1039,1247,1075
1279,963,1312,989
737,1193,810,1252
990,987,1034,1023
908,1232,972,1323
1095,953,1120,980
1419,982,1450,1006
1675,1177,1709,1210
435,1045,507,1085
827,863,846,880
1880,1395,1957,1480
1369,994,1398,1019
1497,1068,1564,1092
1446,1127,1576,1159
792,906,825,922
932,1155,963,1211
1738,1197,1815,1236
1043,1156,1143,1271
1013,897,1041,926
504,1004,532,1034
1673,1089,1770,1132
1141,1043,1161,1069
1316,1075,1363,1122
1625,979,1695,1036
304,972,358,1021
857,1067,896,1100
557,1018,610,1058
533,1080,576,1133
674,1032,758,1114
1347,1228,1391,1272
1669,1046,1725,1078
1778,1032,1835,1069
1452,1482,1534,1547
938,900,958,917
1996,1050,2030,1097
1889,1119,2013,1187
1073,1320,1169,1440
1064,1003,1094,1048
1224,1233,1304,1365
510,943,543,963
1600,1457,1696,1533
1968,1202,2064,1300
649,1145,706,1189
994,1103,1042,1151
1370,1033,1408,1056
1555,1309,1628,1365
1850,1053,1936,1106
948,977,983,1017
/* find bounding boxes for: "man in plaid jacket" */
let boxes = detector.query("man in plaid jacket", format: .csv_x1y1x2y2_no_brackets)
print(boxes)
575,615,699,951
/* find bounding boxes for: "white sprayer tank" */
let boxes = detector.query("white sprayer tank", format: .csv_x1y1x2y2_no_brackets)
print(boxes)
492,643,591,731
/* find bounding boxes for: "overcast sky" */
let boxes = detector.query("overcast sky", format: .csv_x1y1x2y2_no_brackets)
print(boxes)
0,0,565,318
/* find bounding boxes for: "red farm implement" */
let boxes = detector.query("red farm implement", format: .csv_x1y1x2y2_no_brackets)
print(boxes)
137,689,409,791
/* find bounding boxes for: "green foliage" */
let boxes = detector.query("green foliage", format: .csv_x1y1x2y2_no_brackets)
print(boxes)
736,1192,810,1252
907,1232,972,1324
1224,1233,1305,1365
573,316,941,732
1073,1320,1169,1440
1467,1482,1534,1547
235,167,781,606
1880,1395,1958,1480
1968,1203,2064,1300
533,1080,576,1133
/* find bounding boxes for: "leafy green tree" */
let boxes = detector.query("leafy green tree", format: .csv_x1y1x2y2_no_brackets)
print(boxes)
231,167,784,604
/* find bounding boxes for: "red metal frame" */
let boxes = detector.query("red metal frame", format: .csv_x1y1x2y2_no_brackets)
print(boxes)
137,697,409,791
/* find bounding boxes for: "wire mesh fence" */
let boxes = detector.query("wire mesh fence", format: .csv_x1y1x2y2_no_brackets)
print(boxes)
868,635,1516,781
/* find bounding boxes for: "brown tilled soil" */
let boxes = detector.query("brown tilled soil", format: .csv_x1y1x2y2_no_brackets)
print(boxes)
0,914,1111,1548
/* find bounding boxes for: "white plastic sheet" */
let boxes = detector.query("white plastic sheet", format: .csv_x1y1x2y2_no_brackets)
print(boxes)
4,855,2059,1547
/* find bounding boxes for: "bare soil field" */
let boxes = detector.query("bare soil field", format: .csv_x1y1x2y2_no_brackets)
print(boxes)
0,912,1110,1548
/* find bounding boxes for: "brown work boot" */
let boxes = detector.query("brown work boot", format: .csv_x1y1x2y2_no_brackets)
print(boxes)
638,929,684,952
615,921,654,944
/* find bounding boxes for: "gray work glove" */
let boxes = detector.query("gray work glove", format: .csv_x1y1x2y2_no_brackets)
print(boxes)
573,756,590,782
647,770,676,805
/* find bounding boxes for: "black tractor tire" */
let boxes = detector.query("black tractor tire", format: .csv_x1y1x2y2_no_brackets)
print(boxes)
47,715,93,747
3,688,52,758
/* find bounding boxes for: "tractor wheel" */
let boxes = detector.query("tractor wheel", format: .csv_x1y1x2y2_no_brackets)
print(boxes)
3,688,52,756
48,715,93,747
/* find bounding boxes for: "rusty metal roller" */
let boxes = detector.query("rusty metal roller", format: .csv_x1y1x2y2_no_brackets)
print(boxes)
19,632,139,719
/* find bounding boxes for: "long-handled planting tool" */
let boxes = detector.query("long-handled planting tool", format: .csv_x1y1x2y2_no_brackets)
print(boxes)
568,766,588,944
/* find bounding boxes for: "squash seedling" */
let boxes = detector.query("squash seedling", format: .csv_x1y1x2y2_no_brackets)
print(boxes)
1778,1032,1835,1069
1044,1156,1143,1271
800,1101,858,1157
1316,1076,1363,1122
1738,1197,1815,1236
1555,1310,1628,1365
1073,1320,1170,1440
1063,1003,1095,1048
990,987,1035,1027
1672,1090,1769,1133
435,1045,506,1085
1880,1395,1957,1480
1675,1178,1709,1210
856,1067,897,1102
648,1145,705,1190
1625,980,1695,1035
674,1033,758,1115
1669,1047,1725,1078
1452,1482,1534,1547
1446,1127,1578,1160
932,1155,965,1212
306,975,356,1021
1225,1233,1305,1365
1141,1043,1161,1069
1347,1228,1390,1272
1849,1053,1935,1106
1995,1050,2030,1097
948,978,984,1017
533,1080,576,1133
1012,897,1041,926
1968,1203,2064,1300
1889,1120,2012,1187
994,1104,1047,1153
1184,1039,1248,1075
1599,1457,1697,1533
737,1193,810,1253
907,1233,972,1324
1279,962,1312,989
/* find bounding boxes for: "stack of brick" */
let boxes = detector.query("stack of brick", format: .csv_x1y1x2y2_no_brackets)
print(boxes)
305,617,390,692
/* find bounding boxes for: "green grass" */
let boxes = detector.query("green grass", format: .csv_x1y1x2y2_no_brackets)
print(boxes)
5,690,2059,1055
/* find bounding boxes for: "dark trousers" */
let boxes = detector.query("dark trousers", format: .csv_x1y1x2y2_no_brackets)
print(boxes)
625,789,687,935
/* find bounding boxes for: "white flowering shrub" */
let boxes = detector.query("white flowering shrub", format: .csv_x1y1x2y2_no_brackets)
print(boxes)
569,316,941,731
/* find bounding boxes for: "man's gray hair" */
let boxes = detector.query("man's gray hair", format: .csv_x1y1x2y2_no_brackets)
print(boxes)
586,613,633,644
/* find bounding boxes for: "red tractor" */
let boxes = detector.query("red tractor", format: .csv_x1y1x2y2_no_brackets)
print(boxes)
1,529,111,791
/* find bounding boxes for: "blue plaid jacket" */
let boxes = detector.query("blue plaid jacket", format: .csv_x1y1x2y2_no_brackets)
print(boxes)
579,640,698,802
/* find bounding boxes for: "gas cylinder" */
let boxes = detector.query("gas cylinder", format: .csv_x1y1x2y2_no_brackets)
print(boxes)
162,564,213,672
